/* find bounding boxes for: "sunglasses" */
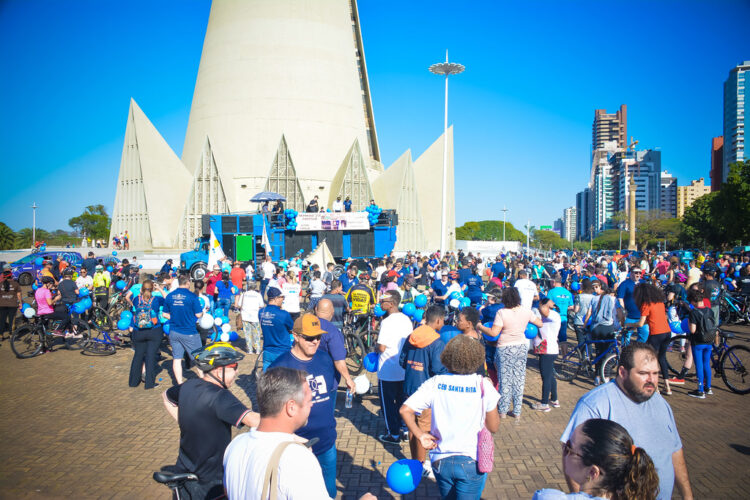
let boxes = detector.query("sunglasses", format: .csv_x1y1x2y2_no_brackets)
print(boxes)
224,363,238,370
563,440,583,459
298,333,322,342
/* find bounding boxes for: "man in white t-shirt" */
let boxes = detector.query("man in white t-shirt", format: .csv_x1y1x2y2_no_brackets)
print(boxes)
237,281,265,353
224,367,376,500
514,270,538,309
261,256,276,297
376,290,414,444
332,196,344,212
75,267,93,293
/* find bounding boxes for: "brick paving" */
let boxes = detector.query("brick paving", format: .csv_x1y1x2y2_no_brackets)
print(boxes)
0,324,749,499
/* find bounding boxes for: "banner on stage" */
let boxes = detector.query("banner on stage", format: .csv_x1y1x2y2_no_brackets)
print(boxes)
295,212,369,231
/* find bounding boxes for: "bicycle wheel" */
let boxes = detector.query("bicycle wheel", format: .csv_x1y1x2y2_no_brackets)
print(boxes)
108,303,126,325
90,306,113,332
83,329,117,355
65,319,91,350
665,335,689,376
600,353,619,383
251,350,264,382
720,345,750,394
345,332,366,376
554,342,581,381
10,324,43,358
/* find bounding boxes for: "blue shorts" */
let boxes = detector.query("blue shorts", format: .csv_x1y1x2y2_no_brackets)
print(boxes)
169,332,202,361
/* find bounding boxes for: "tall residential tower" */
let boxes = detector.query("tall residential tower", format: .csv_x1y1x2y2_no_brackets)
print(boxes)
723,61,748,182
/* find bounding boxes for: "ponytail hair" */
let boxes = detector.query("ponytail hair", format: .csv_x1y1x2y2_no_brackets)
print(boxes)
578,418,660,500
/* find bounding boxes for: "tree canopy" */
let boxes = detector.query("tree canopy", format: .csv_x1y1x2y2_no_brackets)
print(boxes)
68,204,111,240
456,220,527,242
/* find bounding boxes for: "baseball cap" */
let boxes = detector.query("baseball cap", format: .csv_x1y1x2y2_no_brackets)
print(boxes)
95,264,104,270
441,270,449,276
292,313,327,335
386,270,398,278
266,287,283,299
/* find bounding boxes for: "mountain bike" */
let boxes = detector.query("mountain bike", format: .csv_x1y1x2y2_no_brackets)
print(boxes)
666,329,750,394
10,316,91,358
719,290,750,325
554,329,627,383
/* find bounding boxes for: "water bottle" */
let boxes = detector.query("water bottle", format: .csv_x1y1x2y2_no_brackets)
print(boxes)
345,389,353,408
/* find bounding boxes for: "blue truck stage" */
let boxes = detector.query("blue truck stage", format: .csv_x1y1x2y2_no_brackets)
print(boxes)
180,210,398,280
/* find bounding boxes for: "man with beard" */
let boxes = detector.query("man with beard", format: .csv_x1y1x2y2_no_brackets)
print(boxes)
560,343,693,500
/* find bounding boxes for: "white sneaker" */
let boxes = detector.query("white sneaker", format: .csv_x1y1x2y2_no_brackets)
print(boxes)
422,461,434,479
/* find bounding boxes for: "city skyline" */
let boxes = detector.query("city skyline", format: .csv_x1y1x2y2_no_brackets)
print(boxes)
1,0,749,239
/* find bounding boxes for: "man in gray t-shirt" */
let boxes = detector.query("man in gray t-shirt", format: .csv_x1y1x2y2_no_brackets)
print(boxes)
561,342,693,500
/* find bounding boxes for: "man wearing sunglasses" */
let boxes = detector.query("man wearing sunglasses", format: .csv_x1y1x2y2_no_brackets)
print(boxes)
617,268,649,342
268,313,338,499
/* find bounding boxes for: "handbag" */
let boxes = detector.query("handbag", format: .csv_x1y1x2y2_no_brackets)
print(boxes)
533,338,548,355
476,375,494,473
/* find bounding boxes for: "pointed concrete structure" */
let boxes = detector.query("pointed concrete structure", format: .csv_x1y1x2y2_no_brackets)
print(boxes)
109,100,192,249
413,126,455,252
264,136,305,212
327,139,374,211
372,150,426,251
177,137,232,248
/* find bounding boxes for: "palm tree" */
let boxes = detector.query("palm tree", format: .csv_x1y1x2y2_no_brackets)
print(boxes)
0,223,14,250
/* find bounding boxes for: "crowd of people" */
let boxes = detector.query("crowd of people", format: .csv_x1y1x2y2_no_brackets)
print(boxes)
3,244,749,499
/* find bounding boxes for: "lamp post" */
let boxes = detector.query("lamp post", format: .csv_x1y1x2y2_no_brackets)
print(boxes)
429,51,464,256
501,206,508,242
31,202,38,246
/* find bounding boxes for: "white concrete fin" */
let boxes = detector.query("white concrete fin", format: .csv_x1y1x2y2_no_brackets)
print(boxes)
264,135,305,212
328,138,374,211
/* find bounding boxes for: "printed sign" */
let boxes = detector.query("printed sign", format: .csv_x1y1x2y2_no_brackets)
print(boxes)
295,212,370,231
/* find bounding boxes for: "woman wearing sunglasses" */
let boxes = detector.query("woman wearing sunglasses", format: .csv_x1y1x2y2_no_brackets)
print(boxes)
534,418,659,500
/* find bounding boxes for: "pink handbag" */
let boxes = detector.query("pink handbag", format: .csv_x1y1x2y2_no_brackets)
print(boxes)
476,376,494,473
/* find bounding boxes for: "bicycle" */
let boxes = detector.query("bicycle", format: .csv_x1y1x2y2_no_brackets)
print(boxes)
152,469,198,500
554,329,627,383
719,290,750,325
665,329,750,394
10,315,91,358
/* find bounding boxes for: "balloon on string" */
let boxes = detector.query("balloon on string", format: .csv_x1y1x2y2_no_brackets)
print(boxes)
482,322,499,341
449,292,462,302
163,322,171,334
386,459,423,494
23,307,36,319
354,375,370,395
78,287,90,297
363,352,378,372
414,294,428,308
449,299,460,309
571,281,581,292
117,318,131,330
735,271,740,278
112,251,117,256
460,297,471,308
115,280,126,291
720,273,726,279
107,266,113,272
402,303,416,317
222,316,230,325
21,303,29,311
669,321,683,334
32,283,39,291
120,310,133,321
524,323,539,339
373,304,385,317
229,331,239,342
221,323,231,334
214,316,223,327
220,332,230,342
413,309,424,322
35,257,44,266
681,318,689,334
200,314,214,329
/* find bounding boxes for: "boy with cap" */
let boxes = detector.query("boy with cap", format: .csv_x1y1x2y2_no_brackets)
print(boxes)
268,313,339,498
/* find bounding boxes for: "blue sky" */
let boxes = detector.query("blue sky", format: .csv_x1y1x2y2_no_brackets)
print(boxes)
1,0,748,235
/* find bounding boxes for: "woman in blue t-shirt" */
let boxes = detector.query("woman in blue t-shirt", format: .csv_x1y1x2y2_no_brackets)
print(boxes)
128,279,164,389
215,272,236,319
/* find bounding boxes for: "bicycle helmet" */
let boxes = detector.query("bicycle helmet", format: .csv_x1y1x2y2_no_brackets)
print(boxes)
359,273,370,280
41,276,55,285
193,342,245,372
449,271,459,280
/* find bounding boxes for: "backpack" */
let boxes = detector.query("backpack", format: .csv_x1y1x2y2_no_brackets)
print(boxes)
692,308,717,344
134,297,155,329
256,266,265,280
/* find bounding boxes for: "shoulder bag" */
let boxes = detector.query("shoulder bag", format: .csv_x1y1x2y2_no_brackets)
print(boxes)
261,438,318,500
476,376,494,473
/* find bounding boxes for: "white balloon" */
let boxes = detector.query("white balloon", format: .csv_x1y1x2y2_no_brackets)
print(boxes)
23,308,36,319
220,332,230,342
354,375,371,395
221,323,231,334
214,316,223,326
449,299,460,309
199,314,214,330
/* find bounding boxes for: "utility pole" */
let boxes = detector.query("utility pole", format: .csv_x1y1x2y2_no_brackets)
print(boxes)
627,137,639,251
501,206,508,242
526,219,530,251
31,202,38,246
589,224,593,251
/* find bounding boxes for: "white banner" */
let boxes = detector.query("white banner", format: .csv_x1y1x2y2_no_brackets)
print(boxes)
295,212,369,231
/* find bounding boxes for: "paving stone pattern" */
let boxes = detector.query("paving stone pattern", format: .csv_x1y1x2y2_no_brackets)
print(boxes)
0,325,749,499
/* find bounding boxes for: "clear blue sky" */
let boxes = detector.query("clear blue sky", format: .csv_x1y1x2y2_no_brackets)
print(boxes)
1,0,748,234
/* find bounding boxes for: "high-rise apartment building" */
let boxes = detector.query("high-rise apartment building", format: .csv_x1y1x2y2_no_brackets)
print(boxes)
576,188,593,240
593,162,616,234
660,170,677,218
677,178,711,218
710,136,724,191
593,105,627,150
612,150,662,217
563,207,577,242
723,61,748,182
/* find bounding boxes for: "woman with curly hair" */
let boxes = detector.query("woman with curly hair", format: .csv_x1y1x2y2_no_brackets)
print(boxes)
634,283,673,395
533,418,659,500
400,335,500,499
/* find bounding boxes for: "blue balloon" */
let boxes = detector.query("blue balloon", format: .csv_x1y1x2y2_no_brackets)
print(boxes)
402,303,416,317
115,280,126,290
229,331,239,342
106,266,113,272
120,310,133,321
414,294,428,308
449,291,461,302
460,297,471,308
21,303,29,311
163,322,171,334
482,321,499,341
386,459,423,494
112,251,117,256
116,318,131,330
35,257,43,266
363,351,378,372
720,273,726,279
413,309,424,322
373,304,385,317
78,287,90,297
32,283,39,291
222,316,230,325
669,321,683,334
439,325,461,344
681,318,689,334
570,281,581,292
734,271,741,278
524,323,539,339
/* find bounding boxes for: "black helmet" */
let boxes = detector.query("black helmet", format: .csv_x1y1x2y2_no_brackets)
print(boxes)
192,342,244,372
41,276,55,285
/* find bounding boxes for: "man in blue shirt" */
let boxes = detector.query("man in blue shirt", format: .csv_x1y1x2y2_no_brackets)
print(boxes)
617,268,648,342
343,196,352,212
259,287,294,370
339,266,359,294
457,260,472,286
546,277,575,341
430,271,450,305
162,275,204,384
490,257,506,280
315,298,356,394
269,314,338,498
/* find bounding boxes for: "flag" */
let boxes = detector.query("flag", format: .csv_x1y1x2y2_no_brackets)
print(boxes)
262,220,272,255
207,229,226,269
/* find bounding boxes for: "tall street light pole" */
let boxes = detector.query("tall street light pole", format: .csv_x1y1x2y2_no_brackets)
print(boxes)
31,202,38,246
429,51,464,256
501,206,508,242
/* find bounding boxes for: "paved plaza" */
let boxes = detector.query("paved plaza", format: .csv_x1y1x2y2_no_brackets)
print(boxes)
1,325,749,499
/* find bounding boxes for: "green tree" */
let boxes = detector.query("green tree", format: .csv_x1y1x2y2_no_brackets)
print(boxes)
533,230,569,250
680,192,723,248
591,229,622,250
714,161,749,245
455,220,526,242
68,204,111,240
0,222,15,250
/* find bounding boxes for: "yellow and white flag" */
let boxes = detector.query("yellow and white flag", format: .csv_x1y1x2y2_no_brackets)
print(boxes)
207,229,226,269
262,220,272,255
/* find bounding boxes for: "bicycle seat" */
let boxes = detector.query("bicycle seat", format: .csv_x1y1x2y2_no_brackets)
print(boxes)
153,471,199,484
719,330,734,339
